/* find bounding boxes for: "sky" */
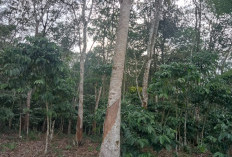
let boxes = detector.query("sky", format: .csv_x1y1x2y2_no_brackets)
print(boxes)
176,0,192,7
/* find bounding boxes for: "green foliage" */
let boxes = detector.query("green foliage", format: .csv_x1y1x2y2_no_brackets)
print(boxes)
0,107,14,123
121,103,175,156
213,152,226,157
28,131,41,140
0,142,17,152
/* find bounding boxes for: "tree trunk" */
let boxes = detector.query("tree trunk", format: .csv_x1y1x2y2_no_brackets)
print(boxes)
44,102,49,154
142,0,162,108
184,110,187,146
50,120,55,140
25,89,32,138
35,21,39,36
19,113,22,138
60,118,64,133
42,118,46,132
8,118,12,129
76,0,89,145
99,0,131,156
92,86,102,134
68,120,72,135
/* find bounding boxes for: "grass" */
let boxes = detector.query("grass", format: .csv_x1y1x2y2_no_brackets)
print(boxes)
65,144,72,150
0,142,17,152
88,146,94,152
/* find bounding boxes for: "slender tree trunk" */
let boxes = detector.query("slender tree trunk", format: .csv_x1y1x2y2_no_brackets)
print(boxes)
60,118,64,132
50,120,55,140
25,89,32,138
68,120,72,135
197,0,201,52
99,0,131,156
134,53,143,104
184,110,187,146
92,86,102,134
161,37,166,64
44,102,49,154
193,0,201,52
142,0,162,108
76,0,90,145
68,98,77,135
76,53,85,144
19,113,22,138
42,118,46,132
8,119,12,129
102,74,106,98
221,50,231,74
35,21,39,36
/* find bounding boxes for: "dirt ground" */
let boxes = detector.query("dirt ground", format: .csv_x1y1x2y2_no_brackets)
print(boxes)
0,134,99,157
0,133,211,157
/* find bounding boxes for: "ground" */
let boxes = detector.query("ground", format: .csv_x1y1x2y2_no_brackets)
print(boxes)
0,133,99,157
0,133,211,157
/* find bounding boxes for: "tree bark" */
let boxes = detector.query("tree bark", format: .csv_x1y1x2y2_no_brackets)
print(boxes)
76,0,93,145
25,89,32,138
19,113,22,138
142,0,162,108
68,120,72,135
44,102,49,154
184,110,187,146
99,0,131,156
50,120,55,140
92,86,102,134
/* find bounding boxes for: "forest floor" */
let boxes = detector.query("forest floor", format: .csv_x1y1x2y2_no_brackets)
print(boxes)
0,133,211,157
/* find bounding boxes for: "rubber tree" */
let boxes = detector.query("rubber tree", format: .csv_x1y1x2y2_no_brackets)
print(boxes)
142,0,162,108
99,0,131,156
76,0,93,145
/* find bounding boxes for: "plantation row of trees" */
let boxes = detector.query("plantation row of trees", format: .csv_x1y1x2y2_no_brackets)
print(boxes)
0,0,232,156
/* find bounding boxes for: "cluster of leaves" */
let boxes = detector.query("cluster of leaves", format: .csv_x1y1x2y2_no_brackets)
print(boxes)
148,60,232,155
0,36,78,132
121,103,176,156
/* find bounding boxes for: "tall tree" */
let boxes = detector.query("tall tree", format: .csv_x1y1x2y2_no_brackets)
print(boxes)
99,0,131,156
142,0,162,108
76,0,93,145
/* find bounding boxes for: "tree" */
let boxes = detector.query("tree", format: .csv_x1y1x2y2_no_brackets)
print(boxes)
75,0,93,145
142,0,163,108
99,0,131,156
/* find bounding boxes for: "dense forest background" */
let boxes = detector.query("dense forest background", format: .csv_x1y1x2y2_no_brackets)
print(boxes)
0,0,232,156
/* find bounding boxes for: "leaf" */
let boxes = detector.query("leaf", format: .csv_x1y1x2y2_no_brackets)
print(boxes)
213,152,225,157
159,136,165,145
34,79,44,85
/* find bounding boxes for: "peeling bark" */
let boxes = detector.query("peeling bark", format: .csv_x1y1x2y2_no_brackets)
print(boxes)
76,116,83,144
99,0,131,156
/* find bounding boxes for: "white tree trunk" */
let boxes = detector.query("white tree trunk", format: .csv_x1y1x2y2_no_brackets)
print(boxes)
76,0,87,145
44,102,49,154
99,0,131,156
142,0,162,108
50,120,55,140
